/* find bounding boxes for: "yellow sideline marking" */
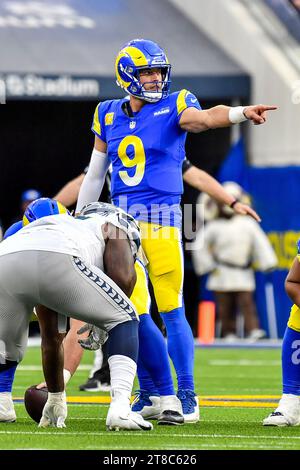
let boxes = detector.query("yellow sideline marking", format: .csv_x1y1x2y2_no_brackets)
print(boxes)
203,395,280,399
66,396,111,403
15,394,281,408
200,400,276,408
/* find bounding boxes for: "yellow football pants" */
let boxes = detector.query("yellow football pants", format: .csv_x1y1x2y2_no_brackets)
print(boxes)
130,222,184,315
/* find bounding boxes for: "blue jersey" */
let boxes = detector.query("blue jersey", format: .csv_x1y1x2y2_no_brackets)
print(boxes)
91,89,201,227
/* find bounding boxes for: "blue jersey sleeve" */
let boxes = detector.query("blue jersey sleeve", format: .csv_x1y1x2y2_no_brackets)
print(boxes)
175,89,202,123
297,239,300,255
91,102,107,143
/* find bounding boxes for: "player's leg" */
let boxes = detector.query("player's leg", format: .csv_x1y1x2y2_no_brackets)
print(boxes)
0,289,33,423
37,251,152,431
263,305,300,426
0,253,35,422
130,259,183,424
140,223,198,423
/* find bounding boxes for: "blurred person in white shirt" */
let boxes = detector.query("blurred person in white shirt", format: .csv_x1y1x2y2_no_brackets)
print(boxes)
192,182,277,342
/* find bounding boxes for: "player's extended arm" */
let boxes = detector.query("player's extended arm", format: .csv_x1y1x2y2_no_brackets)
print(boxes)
103,224,137,298
179,104,277,133
75,136,109,213
285,258,300,307
54,173,85,207
183,165,261,222
36,305,65,393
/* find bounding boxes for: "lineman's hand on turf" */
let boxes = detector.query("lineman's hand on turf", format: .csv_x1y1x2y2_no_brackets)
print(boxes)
243,104,277,125
39,391,67,428
233,202,261,222
77,323,108,351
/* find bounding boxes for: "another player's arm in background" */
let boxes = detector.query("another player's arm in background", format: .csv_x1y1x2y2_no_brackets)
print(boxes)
75,136,109,214
53,173,85,207
179,104,278,133
183,163,261,222
285,257,300,307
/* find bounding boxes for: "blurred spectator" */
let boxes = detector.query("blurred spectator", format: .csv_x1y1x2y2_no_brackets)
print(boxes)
10,188,42,226
21,188,42,213
191,182,278,342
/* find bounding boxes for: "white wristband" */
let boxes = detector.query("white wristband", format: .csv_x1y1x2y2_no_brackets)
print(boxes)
48,391,66,403
229,106,248,124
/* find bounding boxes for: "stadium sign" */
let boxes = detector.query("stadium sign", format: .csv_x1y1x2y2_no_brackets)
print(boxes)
2,74,100,100
0,2,95,29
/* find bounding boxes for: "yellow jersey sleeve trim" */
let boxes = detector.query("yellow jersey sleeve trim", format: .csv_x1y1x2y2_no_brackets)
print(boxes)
176,89,188,116
92,103,101,136
297,255,300,263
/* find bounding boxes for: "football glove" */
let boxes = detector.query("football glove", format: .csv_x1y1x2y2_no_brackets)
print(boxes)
77,323,108,351
39,391,67,428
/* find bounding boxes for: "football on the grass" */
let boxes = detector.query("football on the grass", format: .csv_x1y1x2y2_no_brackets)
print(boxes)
24,385,48,423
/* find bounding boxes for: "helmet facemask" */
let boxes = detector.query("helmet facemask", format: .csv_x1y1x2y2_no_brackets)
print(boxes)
135,65,171,103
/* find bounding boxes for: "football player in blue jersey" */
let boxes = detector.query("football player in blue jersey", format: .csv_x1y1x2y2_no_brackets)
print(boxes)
263,240,300,426
74,38,276,423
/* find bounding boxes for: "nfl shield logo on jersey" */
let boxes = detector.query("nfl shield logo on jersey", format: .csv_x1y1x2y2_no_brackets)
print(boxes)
129,120,136,130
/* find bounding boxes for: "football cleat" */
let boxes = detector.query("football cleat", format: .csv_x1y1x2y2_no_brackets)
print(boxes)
0,393,16,423
157,410,184,426
106,401,153,431
131,390,161,419
263,395,300,426
158,395,184,426
177,390,200,423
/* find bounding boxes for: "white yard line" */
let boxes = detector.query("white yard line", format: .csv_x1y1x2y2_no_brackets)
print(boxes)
18,365,91,370
209,360,280,366
0,431,300,440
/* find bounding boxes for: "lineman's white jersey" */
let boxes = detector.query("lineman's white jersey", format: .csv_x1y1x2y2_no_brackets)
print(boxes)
0,211,135,270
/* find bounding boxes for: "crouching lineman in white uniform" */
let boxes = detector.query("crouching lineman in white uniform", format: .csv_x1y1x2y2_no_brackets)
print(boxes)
0,200,152,431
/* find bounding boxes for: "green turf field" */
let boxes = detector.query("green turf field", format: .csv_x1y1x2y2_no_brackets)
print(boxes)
2,345,300,450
